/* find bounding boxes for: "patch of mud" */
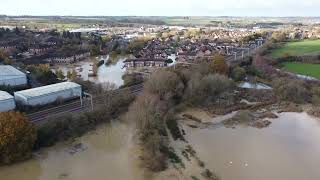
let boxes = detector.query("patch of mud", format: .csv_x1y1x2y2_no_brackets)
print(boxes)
222,110,275,129
277,103,303,113
307,106,320,118
179,108,215,123
67,143,88,155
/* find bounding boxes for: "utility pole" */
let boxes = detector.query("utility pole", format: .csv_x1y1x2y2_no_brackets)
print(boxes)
80,94,83,106
84,92,93,111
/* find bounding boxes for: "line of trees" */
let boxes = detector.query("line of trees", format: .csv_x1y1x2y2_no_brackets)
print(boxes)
126,55,237,172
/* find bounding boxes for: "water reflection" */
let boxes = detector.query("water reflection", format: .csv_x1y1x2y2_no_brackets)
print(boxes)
183,112,320,180
52,55,128,87
238,82,272,90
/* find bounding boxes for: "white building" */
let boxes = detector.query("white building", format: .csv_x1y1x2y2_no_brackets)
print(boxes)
14,82,82,106
0,91,16,112
0,65,27,87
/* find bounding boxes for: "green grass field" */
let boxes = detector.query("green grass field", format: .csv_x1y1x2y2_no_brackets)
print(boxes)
281,62,320,79
164,18,213,25
271,40,320,58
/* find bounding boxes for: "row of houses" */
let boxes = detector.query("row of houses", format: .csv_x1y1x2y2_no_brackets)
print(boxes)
123,58,167,68
44,52,91,63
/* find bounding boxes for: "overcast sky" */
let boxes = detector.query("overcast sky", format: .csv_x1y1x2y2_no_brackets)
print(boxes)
0,0,319,16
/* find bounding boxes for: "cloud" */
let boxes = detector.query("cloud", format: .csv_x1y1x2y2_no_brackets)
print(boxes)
0,0,319,16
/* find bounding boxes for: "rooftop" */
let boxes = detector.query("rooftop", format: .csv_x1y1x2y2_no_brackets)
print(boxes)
14,82,81,99
0,91,14,101
124,58,167,63
0,65,25,77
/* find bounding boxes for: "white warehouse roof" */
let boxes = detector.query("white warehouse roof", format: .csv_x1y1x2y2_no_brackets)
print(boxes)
14,82,81,100
0,65,27,86
0,91,15,112
0,91,14,101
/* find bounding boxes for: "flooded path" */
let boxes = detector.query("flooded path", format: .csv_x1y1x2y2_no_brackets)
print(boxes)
182,112,320,180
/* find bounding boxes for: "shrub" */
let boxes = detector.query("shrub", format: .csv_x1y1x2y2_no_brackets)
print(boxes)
185,74,235,105
312,86,320,105
127,93,169,171
273,78,311,104
146,70,184,101
230,66,246,82
210,54,229,75
0,112,36,164
121,73,144,88
166,112,185,141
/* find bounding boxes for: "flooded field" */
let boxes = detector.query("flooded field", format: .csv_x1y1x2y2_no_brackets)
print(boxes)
1,111,320,180
182,112,320,180
0,121,145,180
52,55,128,87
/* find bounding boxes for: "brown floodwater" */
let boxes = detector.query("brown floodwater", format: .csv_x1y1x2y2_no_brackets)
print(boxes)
0,121,145,180
182,112,320,180
1,113,320,180
52,55,128,87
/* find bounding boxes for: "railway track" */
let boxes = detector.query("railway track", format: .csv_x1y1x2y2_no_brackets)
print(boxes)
28,84,143,123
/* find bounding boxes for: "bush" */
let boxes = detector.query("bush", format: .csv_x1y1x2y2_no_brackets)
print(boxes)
27,64,59,85
210,54,229,75
230,66,246,82
0,112,36,164
166,112,185,141
121,74,144,88
273,78,311,104
127,93,169,171
312,86,320,105
185,74,235,105
146,70,184,101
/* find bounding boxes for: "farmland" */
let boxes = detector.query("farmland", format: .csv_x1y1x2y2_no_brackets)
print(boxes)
281,62,320,79
271,40,320,57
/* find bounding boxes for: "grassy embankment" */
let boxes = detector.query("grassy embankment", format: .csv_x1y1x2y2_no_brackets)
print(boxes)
271,40,320,79
281,62,320,79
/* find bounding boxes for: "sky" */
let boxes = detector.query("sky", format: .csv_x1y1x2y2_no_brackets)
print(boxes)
0,0,319,17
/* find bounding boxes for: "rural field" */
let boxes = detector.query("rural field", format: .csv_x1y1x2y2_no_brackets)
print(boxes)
164,17,214,25
271,39,320,57
281,62,320,79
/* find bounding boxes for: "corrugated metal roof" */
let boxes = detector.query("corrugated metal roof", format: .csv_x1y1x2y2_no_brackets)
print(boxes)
0,65,25,77
14,82,81,99
0,91,14,101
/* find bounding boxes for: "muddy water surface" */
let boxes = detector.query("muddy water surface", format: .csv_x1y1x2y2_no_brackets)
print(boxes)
0,122,145,180
183,112,320,180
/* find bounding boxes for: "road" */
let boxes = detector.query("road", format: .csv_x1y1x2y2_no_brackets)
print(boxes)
28,84,143,123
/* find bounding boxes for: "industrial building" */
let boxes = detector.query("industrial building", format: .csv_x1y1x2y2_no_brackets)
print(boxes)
0,65,27,87
14,82,82,106
0,91,16,112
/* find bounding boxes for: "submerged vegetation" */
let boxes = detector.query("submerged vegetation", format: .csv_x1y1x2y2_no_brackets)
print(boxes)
126,55,234,177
